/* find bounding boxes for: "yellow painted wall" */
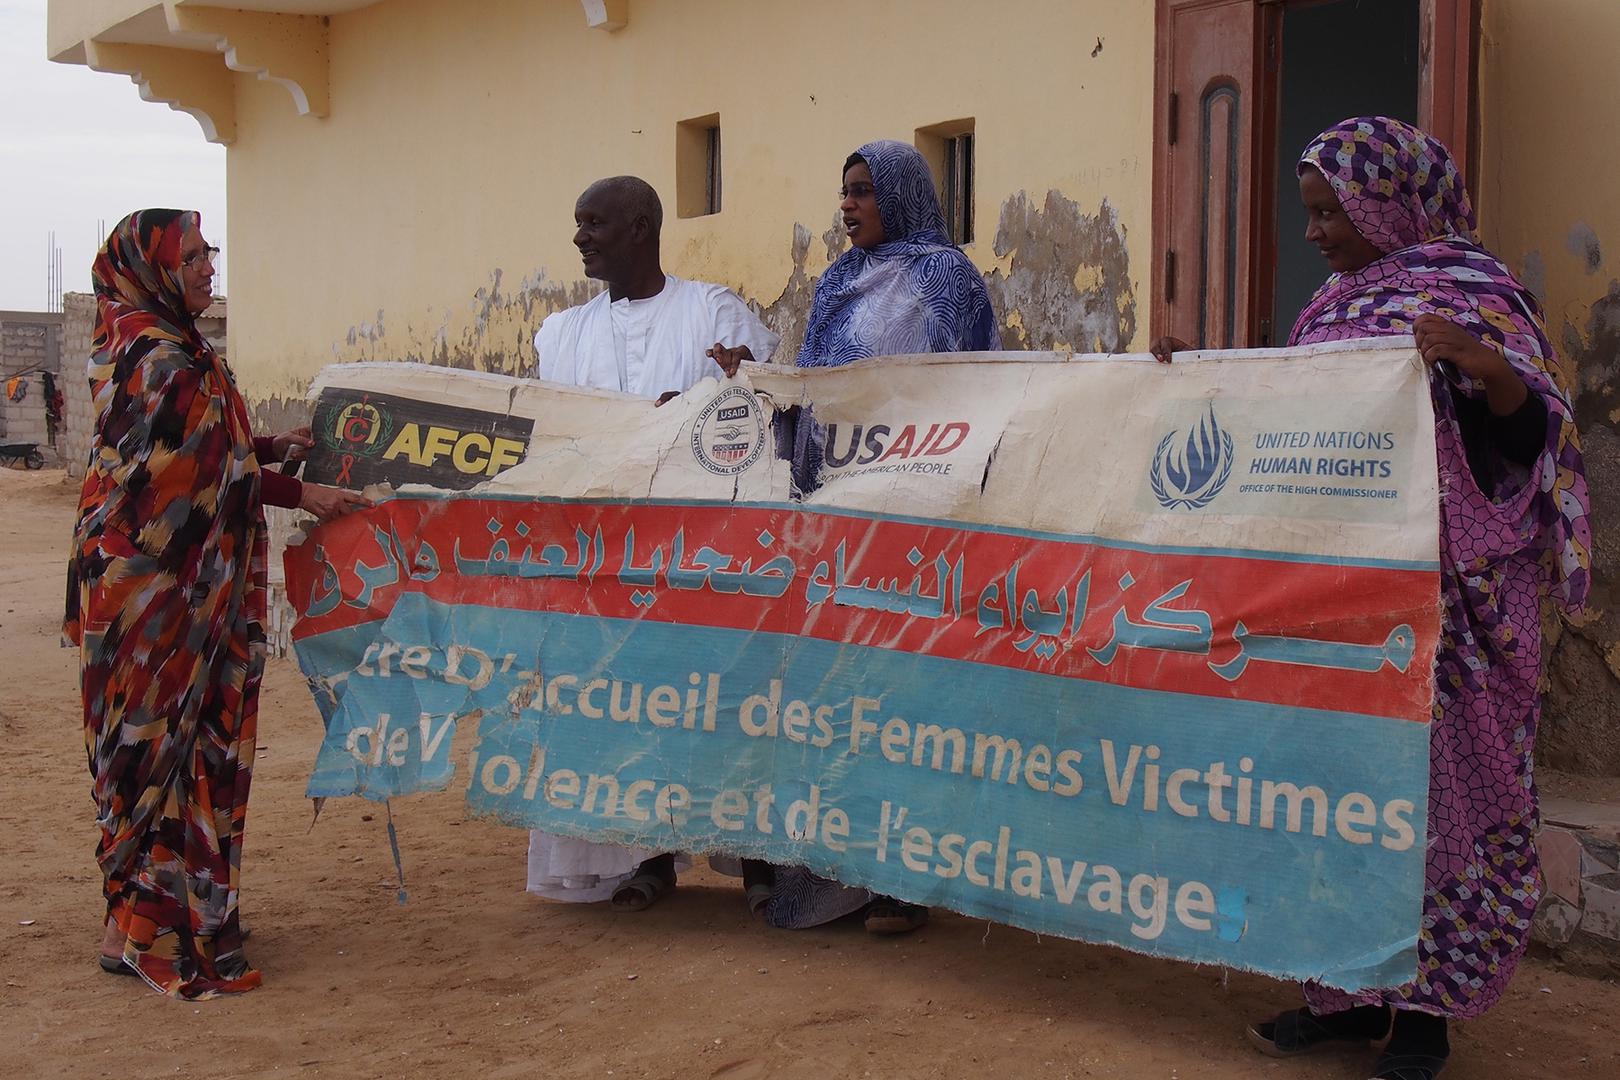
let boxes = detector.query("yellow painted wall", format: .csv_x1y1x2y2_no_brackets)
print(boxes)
1477,0,1619,377
223,0,1155,403
1476,0,1620,772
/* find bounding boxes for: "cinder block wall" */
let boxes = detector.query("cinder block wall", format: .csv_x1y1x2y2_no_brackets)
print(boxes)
58,294,96,476
1,317,58,378
1,372,51,450
2,311,64,454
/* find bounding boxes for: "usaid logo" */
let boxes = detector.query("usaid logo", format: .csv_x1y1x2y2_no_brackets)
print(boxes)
1151,404,1233,510
823,422,970,467
691,385,767,475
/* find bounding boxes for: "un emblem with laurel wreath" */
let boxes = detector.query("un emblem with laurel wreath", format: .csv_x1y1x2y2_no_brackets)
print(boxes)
1151,404,1234,510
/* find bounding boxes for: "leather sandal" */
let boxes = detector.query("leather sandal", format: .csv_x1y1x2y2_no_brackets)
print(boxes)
609,870,675,912
98,954,135,976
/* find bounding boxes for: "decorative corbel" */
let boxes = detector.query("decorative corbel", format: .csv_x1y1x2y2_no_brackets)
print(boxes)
84,39,236,145
164,3,330,118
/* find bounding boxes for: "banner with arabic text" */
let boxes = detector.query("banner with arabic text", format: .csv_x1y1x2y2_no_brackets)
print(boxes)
287,345,1439,990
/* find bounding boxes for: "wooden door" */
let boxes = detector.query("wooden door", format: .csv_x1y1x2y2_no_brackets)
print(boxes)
1152,0,1477,348
1152,0,1271,350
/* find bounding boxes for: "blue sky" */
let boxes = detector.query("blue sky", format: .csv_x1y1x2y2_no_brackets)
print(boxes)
1,0,226,309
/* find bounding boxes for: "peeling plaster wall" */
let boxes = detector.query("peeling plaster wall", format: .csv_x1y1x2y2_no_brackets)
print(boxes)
985,191,1135,353
1479,2,1620,776
222,0,1153,409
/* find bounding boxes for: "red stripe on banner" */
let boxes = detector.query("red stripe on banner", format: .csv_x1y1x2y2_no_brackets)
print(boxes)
286,499,1438,722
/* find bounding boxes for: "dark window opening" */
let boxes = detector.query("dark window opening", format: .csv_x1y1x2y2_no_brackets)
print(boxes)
942,132,975,246
704,125,722,215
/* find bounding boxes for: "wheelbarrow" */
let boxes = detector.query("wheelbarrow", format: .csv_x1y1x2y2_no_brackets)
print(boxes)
0,443,47,469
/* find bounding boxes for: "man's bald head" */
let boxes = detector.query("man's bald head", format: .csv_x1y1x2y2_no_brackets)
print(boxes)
573,176,665,297
577,176,663,236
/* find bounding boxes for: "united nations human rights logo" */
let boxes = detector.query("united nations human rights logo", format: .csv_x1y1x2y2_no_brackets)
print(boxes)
691,385,767,475
321,397,393,458
1151,403,1233,510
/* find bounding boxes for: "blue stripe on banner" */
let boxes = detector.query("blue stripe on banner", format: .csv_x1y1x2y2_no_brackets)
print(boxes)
297,594,1426,990
356,492,1442,573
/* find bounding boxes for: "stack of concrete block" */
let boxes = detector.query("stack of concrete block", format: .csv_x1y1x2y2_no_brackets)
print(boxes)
1533,797,1620,974
58,293,96,475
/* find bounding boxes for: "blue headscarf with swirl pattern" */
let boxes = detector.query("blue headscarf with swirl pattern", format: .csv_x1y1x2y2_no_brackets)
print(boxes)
796,140,999,368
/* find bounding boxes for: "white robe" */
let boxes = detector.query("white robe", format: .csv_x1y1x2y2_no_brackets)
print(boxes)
534,274,780,396
525,274,777,902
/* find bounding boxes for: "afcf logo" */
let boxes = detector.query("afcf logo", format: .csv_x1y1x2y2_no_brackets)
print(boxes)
823,422,970,467
327,400,393,456
384,425,527,476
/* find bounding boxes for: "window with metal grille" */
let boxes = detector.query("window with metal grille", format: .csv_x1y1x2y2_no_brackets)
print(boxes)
916,119,976,246
677,113,722,218
942,133,974,245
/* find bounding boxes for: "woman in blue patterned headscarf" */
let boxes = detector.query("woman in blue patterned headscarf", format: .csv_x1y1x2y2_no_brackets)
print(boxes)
785,140,1000,491
799,140,999,366
753,141,999,935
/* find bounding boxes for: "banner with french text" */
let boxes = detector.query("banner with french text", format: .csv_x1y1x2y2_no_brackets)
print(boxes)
287,343,1439,991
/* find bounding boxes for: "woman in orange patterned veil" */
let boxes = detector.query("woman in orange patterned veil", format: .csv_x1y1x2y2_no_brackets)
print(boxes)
65,209,365,997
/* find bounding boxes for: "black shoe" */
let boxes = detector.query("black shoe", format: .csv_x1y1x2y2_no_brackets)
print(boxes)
1246,1006,1391,1057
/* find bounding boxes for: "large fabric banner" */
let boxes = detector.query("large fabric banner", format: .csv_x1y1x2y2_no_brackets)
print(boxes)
286,344,1439,990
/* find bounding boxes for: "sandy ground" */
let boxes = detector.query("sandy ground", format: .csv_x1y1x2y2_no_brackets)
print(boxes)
2,465,1616,1080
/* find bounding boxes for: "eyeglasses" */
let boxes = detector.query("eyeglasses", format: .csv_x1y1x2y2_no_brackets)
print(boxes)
182,246,221,271
838,182,877,200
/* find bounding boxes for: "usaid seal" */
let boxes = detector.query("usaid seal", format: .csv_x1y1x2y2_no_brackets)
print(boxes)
691,385,767,475
1151,403,1234,510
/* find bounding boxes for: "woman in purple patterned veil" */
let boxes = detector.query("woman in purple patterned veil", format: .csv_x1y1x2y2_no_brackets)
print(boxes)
1212,117,1592,1080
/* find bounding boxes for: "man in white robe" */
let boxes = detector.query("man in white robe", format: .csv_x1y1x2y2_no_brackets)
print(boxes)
527,175,778,911
535,177,778,398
